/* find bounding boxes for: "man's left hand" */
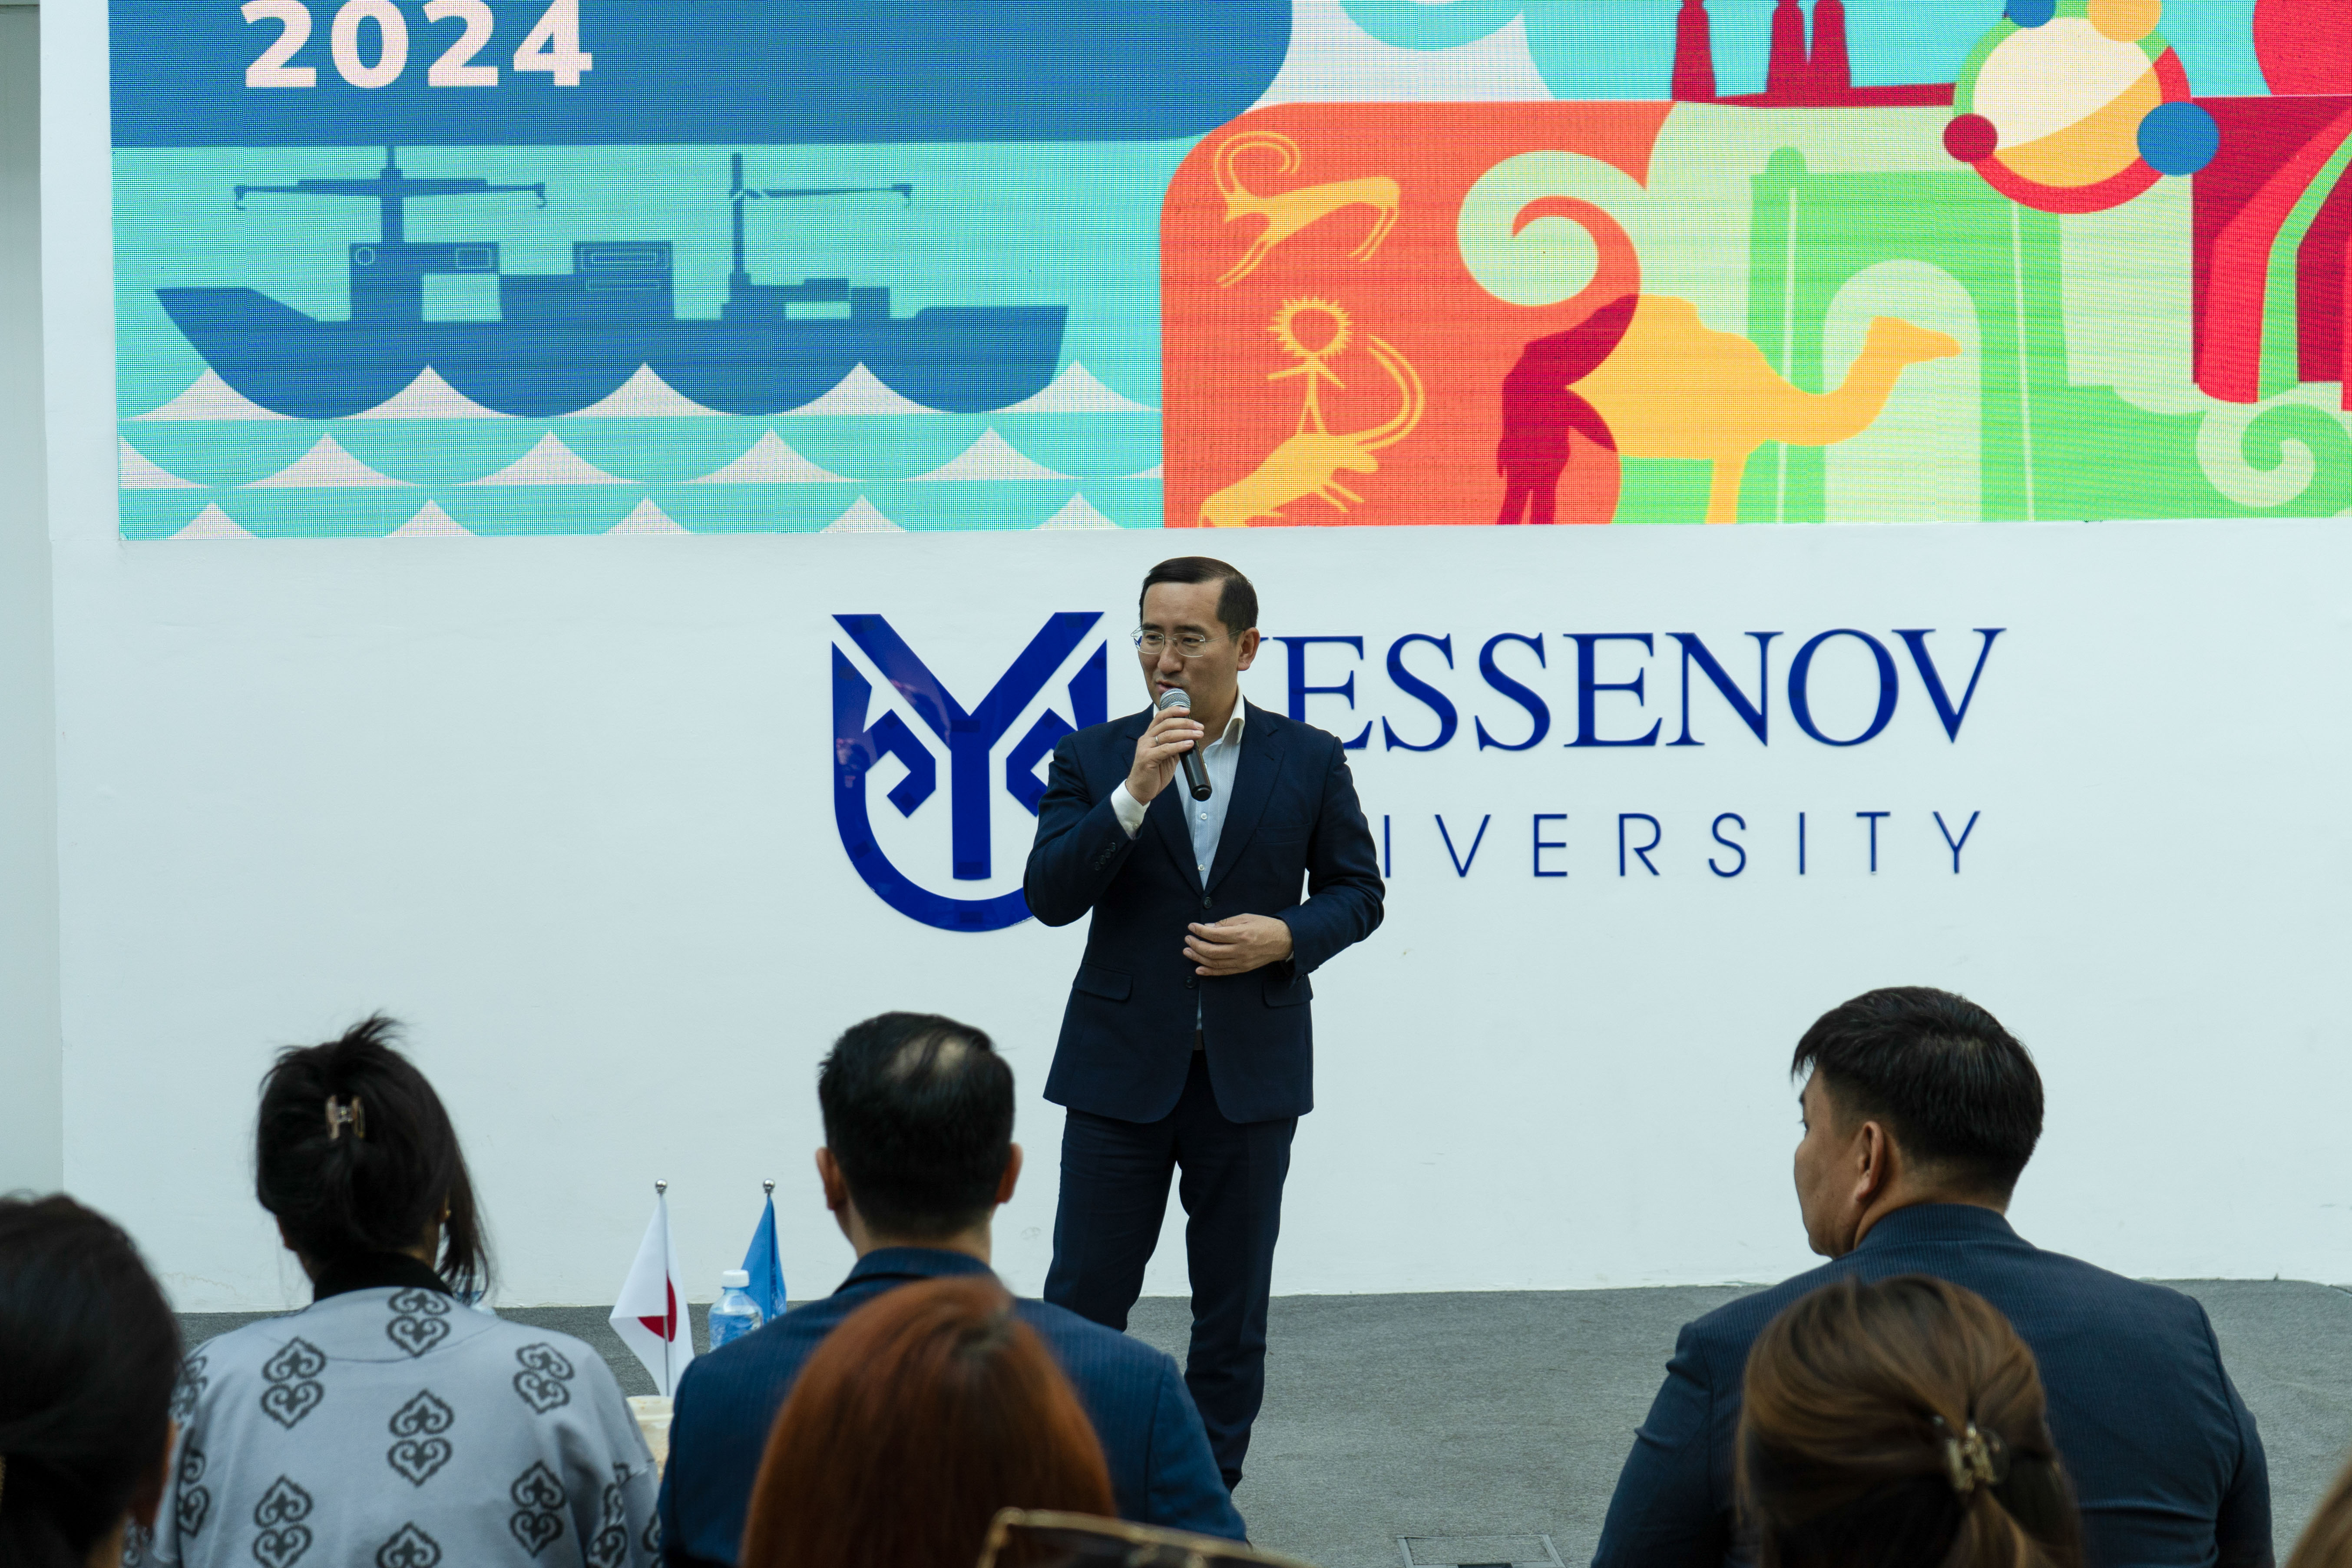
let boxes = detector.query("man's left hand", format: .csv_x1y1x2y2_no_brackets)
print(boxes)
1184,915,1295,976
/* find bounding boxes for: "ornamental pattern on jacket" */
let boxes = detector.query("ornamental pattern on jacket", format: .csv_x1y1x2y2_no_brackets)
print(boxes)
128,1288,660,1568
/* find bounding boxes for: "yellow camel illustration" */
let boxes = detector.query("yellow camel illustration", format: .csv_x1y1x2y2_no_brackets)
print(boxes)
1575,298,1962,524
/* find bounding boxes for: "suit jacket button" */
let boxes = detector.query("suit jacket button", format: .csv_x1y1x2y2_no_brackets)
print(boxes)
1201,896,1212,910
1184,977,1198,989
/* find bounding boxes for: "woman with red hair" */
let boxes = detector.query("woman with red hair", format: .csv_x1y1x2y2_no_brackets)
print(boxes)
741,1275,1116,1568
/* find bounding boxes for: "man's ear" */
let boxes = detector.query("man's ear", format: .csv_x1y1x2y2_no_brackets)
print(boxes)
995,1144,1024,1207
1852,1120,1896,1207
815,1148,850,1216
1234,629,1260,672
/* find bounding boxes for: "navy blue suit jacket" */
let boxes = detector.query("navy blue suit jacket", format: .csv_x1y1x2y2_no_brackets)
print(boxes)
1591,1205,2271,1568
1022,701,1383,1125
656,1248,1244,1566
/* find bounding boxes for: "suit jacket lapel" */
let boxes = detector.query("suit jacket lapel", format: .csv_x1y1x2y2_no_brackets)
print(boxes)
1207,702,1289,893
1149,783,1200,888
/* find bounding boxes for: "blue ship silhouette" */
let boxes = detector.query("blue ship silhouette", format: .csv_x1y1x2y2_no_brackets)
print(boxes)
156,149,1068,420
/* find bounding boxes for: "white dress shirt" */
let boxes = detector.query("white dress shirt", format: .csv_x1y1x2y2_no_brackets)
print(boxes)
1111,703,1246,879
1111,705,1247,1042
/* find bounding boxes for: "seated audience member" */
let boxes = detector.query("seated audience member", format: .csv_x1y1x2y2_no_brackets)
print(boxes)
1593,986,2269,1568
136,1016,659,1568
1739,1274,2082,1568
2287,1449,2352,1568
0,1195,182,1568
738,1275,1115,1568
661,1012,1243,1568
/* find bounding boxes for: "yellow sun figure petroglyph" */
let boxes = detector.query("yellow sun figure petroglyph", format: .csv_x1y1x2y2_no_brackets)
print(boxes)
1200,299,1424,529
1267,298,1353,434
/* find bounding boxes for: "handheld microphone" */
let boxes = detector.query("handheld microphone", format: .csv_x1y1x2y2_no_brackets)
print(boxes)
1157,687,1214,801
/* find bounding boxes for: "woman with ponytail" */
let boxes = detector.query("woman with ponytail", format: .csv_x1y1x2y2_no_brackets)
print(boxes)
1738,1274,2084,1568
133,1015,659,1568
0,1196,182,1568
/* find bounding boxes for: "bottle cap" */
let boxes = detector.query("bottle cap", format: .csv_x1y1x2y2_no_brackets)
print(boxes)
721,1269,750,1289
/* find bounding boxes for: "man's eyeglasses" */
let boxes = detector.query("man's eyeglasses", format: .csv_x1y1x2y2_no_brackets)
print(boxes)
1133,628,1224,658
978,1509,1316,1568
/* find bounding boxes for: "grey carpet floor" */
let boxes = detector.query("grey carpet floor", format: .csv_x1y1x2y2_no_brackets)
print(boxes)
180,1280,2352,1568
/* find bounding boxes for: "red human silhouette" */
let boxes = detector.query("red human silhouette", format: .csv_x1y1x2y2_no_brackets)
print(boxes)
1493,196,1640,525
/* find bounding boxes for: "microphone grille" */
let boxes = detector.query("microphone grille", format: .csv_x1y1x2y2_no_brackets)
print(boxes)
1156,688,1191,712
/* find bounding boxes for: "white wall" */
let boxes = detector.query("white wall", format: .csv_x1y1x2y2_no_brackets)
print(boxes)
35,511,2352,1309
0,0,61,1199
43,2,2352,1311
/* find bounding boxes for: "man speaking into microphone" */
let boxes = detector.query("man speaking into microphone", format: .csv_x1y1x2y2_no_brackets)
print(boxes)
1024,556,1384,1494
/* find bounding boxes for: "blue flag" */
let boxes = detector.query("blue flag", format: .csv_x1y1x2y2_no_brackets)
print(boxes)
740,1190,787,1323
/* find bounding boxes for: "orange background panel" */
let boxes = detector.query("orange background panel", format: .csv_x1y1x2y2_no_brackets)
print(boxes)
1163,102,1674,530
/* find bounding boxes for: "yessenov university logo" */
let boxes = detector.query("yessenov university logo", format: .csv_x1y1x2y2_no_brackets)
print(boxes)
832,613,1109,933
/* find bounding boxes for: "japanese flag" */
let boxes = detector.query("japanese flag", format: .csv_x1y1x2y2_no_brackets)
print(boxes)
610,1188,695,1395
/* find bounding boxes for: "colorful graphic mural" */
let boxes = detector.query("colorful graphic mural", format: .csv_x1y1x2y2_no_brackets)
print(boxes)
113,140,1176,538
112,0,2352,535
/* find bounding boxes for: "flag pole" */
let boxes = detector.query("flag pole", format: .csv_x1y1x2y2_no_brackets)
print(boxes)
761,1181,778,1323
655,1179,669,1398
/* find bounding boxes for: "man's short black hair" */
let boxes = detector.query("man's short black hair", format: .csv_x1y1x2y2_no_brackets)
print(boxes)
1792,987,2043,1201
1140,557,1257,639
817,1012,1013,1240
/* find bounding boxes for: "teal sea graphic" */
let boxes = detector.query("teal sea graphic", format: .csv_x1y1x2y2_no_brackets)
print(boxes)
115,142,1184,537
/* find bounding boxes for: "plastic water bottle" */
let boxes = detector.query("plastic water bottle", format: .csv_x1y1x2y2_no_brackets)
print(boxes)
707,1269,764,1351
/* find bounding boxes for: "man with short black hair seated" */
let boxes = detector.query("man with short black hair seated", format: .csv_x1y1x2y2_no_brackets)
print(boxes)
1592,986,2271,1568
658,1012,1244,1567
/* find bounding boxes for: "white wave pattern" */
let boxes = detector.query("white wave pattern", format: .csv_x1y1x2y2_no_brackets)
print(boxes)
249,435,405,488
783,366,939,418
119,438,200,489
609,498,689,535
823,496,904,533
133,370,291,423
173,503,255,539
467,433,629,485
996,363,1157,414
1128,461,1164,480
570,366,724,419
1038,495,1122,530
691,432,849,484
386,500,470,538
911,429,1075,482
347,368,510,420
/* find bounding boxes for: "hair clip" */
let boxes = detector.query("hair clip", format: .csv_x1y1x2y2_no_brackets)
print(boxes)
1932,1414,2007,1494
326,1095,366,1141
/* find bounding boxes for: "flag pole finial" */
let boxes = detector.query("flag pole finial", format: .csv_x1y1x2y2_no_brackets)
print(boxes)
655,1180,667,1196
763,1180,774,1195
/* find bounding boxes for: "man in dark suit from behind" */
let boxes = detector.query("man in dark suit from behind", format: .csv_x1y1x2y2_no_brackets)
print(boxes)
657,1012,1243,1567
1024,557,1385,1492
1591,986,2271,1568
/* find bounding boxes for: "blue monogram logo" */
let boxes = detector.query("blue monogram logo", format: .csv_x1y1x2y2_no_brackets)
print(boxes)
833,613,1107,931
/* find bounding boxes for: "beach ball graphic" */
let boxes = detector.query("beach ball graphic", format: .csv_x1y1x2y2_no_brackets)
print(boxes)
1944,0,2210,213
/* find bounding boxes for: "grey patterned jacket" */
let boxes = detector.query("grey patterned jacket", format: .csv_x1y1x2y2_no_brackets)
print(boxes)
132,1286,659,1568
